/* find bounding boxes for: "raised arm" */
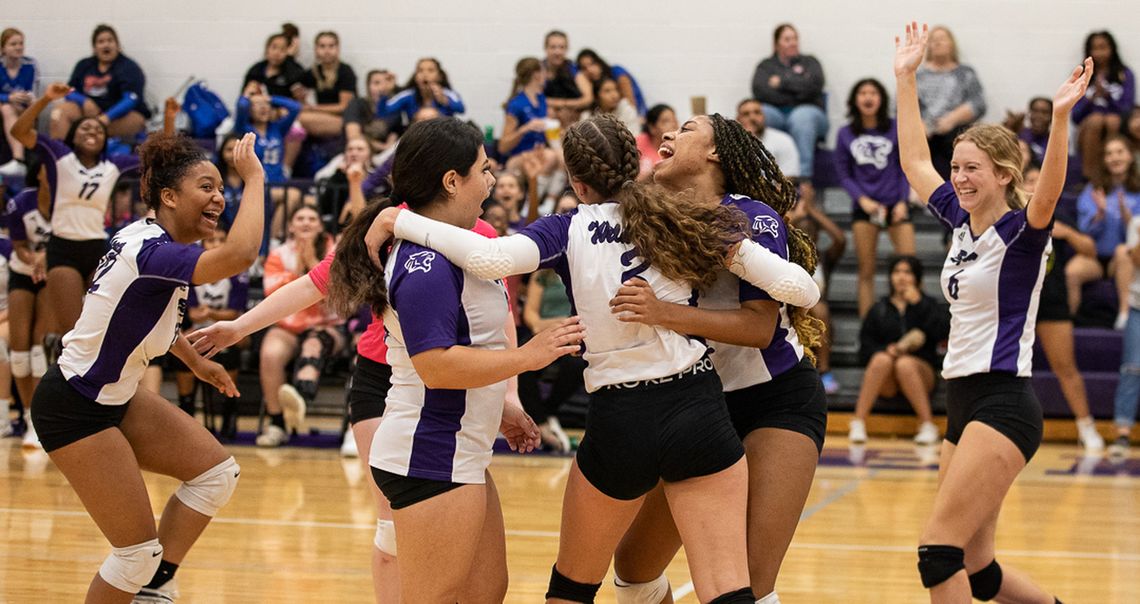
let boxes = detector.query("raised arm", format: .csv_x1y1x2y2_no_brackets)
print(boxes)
1027,58,1094,230
10,82,70,149
192,133,265,284
894,23,944,203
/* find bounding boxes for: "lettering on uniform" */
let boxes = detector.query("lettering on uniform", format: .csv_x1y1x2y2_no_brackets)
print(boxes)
752,215,780,237
949,250,978,266
405,251,436,274
587,220,624,244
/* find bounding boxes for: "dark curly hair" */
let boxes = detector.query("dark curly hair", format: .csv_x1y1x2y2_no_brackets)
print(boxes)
137,133,210,211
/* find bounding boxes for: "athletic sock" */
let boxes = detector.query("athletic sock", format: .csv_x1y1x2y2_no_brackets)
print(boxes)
178,394,196,416
144,559,180,589
269,412,286,430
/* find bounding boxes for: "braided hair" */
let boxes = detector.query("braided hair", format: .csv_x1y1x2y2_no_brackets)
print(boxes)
708,113,825,357
562,114,747,290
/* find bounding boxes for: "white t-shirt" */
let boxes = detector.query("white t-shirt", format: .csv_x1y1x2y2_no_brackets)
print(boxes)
761,127,800,179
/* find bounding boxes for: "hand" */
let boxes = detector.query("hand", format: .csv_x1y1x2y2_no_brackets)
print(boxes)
933,114,957,135
429,82,448,104
164,97,180,119
1003,109,1026,132
499,393,540,453
346,162,365,185
191,357,240,397
524,118,547,133
189,306,211,323
1053,58,1094,115
891,201,910,225
609,279,672,326
366,206,402,268
232,132,265,183
768,75,781,89
519,316,587,371
188,320,243,358
901,283,922,305
894,22,929,77
242,81,264,97
1092,187,1107,216
886,343,900,357
857,196,880,216
32,253,47,284
44,82,72,102
520,146,546,179
291,82,308,102
8,90,33,108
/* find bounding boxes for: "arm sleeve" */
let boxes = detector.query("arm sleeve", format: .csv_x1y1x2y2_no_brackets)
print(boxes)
392,210,543,279
376,91,412,119
959,66,986,120
105,60,145,119
1072,92,1093,124
834,129,868,202
390,259,464,356
137,239,205,283
727,239,820,308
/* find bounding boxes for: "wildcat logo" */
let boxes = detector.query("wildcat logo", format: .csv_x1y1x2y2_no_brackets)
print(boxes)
949,250,978,266
851,134,893,170
588,220,625,244
405,251,436,274
752,215,780,237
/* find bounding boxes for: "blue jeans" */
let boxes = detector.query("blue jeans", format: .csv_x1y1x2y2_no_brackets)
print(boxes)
761,103,828,179
1114,307,1140,429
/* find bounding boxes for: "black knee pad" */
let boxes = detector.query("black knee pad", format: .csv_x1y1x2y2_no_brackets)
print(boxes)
545,564,601,603
708,587,756,603
295,379,320,401
969,560,1003,601
917,544,965,588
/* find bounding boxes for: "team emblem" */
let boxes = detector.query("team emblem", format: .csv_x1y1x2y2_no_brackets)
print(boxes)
752,215,780,237
405,251,437,274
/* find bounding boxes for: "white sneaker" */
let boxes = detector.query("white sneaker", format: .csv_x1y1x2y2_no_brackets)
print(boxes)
22,416,42,450
277,384,307,434
133,578,179,603
848,418,867,443
914,421,940,446
0,159,26,178
1077,417,1105,452
255,424,288,447
539,416,571,453
340,426,358,457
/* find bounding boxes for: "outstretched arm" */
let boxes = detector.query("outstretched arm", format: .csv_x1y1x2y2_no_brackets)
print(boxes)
894,23,944,203
727,239,821,308
10,82,71,149
1027,58,1094,230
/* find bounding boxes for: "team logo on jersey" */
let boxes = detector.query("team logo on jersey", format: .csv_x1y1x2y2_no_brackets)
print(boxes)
752,215,780,237
949,250,978,266
587,220,625,244
850,135,893,170
405,251,437,274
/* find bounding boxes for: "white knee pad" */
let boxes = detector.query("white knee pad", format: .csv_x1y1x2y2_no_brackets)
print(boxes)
613,573,670,604
757,591,782,604
10,351,30,378
30,345,47,378
374,518,397,555
98,538,163,594
174,457,240,517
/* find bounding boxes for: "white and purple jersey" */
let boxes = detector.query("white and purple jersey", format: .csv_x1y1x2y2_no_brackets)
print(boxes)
927,182,1052,379
371,240,510,484
700,194,803,391
6,188,51,277
519,203,707,392
59,219,204,405
187,272,249,329
37,134,139,241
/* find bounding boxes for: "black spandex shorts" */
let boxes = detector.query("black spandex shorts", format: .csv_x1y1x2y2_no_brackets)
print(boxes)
347,355,392,425
30,365,130,452
944,372,1043,463
371,467,464,510
724,357,828,454
852,202,910,227
1036,264,1070,323
46,237,107,277
8,269,45,294
575,358,744,500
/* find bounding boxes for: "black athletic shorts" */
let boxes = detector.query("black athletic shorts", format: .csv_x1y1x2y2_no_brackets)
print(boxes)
725,357,828,454
348,355,392,425
852,201,910,227
1036,263,1070,323
8,269,45,294
576,358,744,500
30,365,130,452
46,237,107,277
944,372,1043,463
371,467,463,510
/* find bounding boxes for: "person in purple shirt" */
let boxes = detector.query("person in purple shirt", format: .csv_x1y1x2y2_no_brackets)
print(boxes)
836,77,915,317
1075,31,1136,178
0,28,39,175
1004,97,1053,167
50,24,150,141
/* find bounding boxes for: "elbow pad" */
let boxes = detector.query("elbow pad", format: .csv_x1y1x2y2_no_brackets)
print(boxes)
394,211,540,280
729,240,821,308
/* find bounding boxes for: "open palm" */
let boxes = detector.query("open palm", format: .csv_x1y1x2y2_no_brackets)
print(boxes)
1053,57,1094,114
894,22,928,77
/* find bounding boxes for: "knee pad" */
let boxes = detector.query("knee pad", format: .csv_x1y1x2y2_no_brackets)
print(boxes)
613,573,669,604
708,587,755,604
969,559,1003,600
10,351,30,378
373,518,397,556
30,345,47,378
757,592,782,604
545,564,602,603
98,538,163,594
917,544,965,589
295,378,320,401
174,457,240,517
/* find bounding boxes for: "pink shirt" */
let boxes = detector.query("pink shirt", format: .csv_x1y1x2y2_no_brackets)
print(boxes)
636,132,663,177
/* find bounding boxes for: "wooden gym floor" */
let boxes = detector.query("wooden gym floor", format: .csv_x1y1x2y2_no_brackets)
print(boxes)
2,423,1138,603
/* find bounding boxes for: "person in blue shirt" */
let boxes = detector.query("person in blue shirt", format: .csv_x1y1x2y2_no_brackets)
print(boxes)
499,57,548,160
235,91,303,239
0,28,39,175
50,24,150,141
376,58,464,127
576,48,647,116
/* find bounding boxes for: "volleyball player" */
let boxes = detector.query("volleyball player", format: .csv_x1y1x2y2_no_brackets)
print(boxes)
606,114,826,604
895,23,1091,603
30,132,264,604
363,115,820,603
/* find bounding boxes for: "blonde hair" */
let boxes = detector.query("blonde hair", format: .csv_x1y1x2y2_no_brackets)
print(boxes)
925,26,960,64
954,124,1028,210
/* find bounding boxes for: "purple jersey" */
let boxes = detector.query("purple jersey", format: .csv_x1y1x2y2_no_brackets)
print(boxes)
834,120,910,209
5,188,51,276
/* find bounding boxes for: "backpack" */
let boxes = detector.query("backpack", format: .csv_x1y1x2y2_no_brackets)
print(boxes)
183,81,230,138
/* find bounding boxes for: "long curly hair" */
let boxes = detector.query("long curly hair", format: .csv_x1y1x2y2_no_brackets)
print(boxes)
708,114,824,358
562,114,747,290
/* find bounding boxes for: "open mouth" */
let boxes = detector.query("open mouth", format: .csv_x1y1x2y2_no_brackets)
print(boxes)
658,145,674,159
202,209,221,226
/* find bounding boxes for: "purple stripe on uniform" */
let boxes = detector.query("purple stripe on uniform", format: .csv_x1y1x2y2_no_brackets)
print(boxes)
66,278,180,400
760,323,801,378
990,215,1043,372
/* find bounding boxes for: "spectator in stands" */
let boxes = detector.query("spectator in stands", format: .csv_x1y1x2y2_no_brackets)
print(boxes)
1075,31,1135,179
543,30,592,113
281,23,302,62
1126,106,1140,151
377,58,464,127
235,89,303,239
915,25,986,179
0,28,39,176
636,103,677,180
1110,194,1140,458
835,78,915,317
737,98,800,179
583,77,640,135
500,57,548,160
576,48,647,116
50,24,150,141
1066,136,1140,327
242,32,306,99
314,136,373,221
750,23,827,189
492,170,528,232
849,256,948,445
343,69,399,153
480,200,510,237
294,32,356,143
1004,97,1053,167
256,205,345,447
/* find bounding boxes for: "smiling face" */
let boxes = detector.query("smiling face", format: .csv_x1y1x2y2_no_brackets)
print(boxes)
288,206,323,242
165,161,226,241
1104,139,1134,178
950,141,1011,213
652,116,717,189
71,118,107,157
93,31,119,63
736,100,765,135
1028,99,1052,135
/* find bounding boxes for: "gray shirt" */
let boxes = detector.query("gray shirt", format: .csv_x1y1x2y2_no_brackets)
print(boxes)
915,64,986,125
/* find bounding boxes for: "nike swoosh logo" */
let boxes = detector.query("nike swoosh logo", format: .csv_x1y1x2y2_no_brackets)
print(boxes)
152,551,162,557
